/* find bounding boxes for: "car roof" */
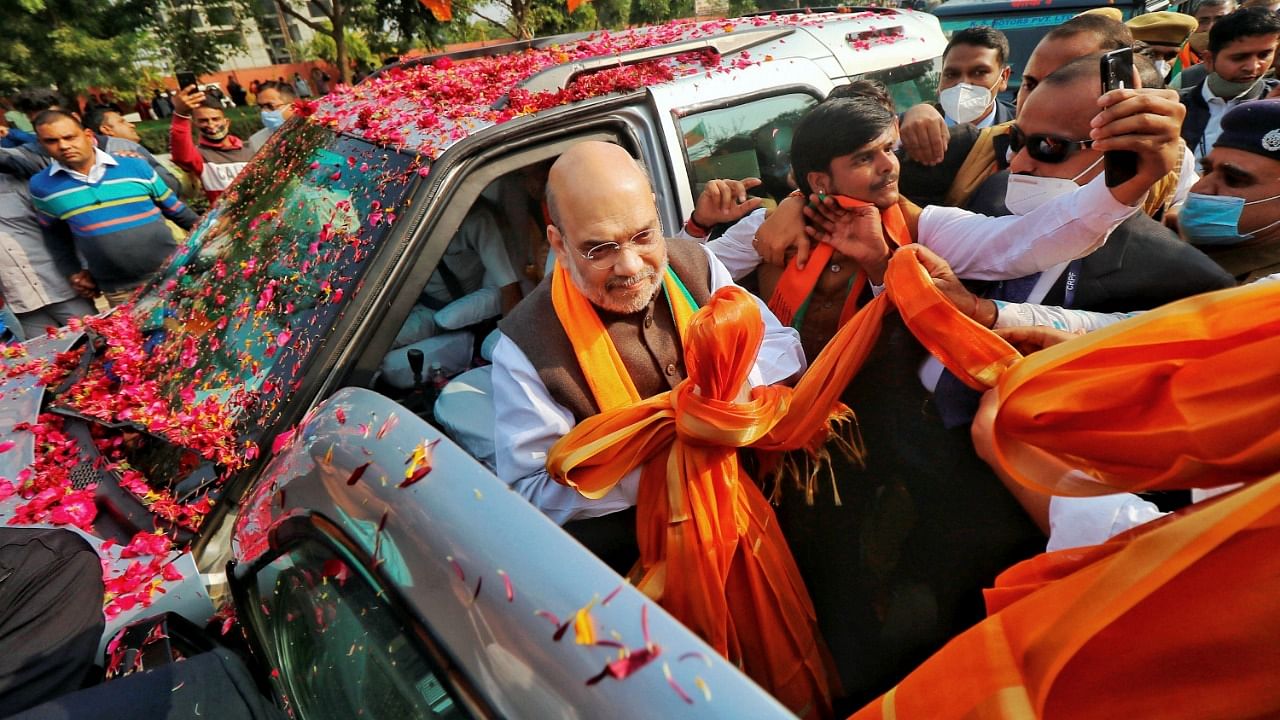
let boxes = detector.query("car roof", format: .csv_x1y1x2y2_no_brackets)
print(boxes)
309,9,946,160
934,0,1140,13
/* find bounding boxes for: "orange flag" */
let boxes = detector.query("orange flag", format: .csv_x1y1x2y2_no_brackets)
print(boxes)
418,0,451,22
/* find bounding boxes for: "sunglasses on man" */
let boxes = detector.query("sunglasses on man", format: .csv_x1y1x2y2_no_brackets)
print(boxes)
1009,125,1096,164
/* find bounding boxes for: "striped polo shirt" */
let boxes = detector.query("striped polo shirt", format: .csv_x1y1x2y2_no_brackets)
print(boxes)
29,150,198,291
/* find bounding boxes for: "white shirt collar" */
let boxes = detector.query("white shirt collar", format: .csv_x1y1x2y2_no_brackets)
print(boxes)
49,147,117,182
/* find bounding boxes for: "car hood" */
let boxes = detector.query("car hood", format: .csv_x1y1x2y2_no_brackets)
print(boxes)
0,329,215,654
0,330,85,491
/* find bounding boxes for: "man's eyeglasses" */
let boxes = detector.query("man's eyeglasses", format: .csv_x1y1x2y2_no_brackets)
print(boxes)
577,227,662,269
1009,126,1096,164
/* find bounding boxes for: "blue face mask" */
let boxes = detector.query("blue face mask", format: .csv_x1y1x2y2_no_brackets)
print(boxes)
1179,191,1280,246
260,109,286,130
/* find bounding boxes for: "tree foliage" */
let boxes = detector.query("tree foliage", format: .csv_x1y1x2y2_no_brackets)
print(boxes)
272,0,454,83
151,0,253,76
295,22,379,69
0,0,156,95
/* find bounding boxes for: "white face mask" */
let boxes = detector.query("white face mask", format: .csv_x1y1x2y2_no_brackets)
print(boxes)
938,80,997,124
1004,156,1103,215
1153,59,1171,78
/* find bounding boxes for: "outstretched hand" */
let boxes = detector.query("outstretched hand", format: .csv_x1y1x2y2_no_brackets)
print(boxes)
173,85,204,115
1090,88,1186,206
994,325,1081,354
692,177,764,228
754,194,812,268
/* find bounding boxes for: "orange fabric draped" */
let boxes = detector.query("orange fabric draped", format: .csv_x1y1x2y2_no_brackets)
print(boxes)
851,279,1280,719
767,198,912,328
547,285,840,718
545,247,1013,715
550,260,696,413
989,279,1280,497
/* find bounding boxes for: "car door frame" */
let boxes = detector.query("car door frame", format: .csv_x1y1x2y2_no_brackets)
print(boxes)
323,96,679,398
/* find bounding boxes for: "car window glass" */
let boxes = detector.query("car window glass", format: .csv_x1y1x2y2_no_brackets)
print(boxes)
677,93,819,205
377,187,525,395
246,538,467,719
855,57,943,112
129,122,416,442
376,159,557,468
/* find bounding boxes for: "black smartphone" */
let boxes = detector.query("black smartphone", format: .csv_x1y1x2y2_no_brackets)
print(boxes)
176,71,198,91
1099,48,1139,188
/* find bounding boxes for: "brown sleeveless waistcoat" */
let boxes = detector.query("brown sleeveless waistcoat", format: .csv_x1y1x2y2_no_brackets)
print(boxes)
498,238,713,423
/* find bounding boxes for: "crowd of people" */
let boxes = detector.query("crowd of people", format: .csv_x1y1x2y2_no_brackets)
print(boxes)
490,5,1280,718
0,69,306,340
1,3,1279,717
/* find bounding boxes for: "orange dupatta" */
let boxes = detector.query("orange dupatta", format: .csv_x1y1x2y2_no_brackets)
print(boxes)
767,198,912,328
548,272,840,717
851,280,1280,719
545,248,1012,715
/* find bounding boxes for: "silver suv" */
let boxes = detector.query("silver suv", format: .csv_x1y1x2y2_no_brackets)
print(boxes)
0,10,945,717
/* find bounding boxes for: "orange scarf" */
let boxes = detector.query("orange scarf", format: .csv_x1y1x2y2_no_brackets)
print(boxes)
767,197,912,329
550,244,1280,718
550,260,697,412
850,279,1280,719
545,247,1009,716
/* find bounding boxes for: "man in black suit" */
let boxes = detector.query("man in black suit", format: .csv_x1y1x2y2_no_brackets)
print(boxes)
1180,7,1280,161
935,26,1017,129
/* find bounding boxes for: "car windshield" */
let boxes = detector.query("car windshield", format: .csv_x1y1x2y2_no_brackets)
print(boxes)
940,9,1136,97
128,121,418,441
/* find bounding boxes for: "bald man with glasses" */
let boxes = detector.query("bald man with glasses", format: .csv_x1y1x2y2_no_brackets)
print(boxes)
490,141,806,574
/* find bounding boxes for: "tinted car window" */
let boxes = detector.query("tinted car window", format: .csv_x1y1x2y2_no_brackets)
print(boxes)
132,122,417,441
857,56,943,111
678,93,819,202
246,537,467,719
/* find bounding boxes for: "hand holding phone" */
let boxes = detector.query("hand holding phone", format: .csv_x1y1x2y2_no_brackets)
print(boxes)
176,71,198,91
1099,49,1139,188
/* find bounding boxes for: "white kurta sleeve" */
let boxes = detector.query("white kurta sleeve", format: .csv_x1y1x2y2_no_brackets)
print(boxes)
1046,494,1166,552
917,175,1140,280
704,209,769,281
993,301,1139,332
490,334,639,525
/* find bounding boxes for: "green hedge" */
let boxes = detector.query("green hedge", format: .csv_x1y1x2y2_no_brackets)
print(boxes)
135,106,264,155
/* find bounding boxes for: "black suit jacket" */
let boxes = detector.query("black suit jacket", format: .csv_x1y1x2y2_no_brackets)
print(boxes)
1179,77,1280,156
1177,63,1208,91
989,97,1016,125
968,170,1236,310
